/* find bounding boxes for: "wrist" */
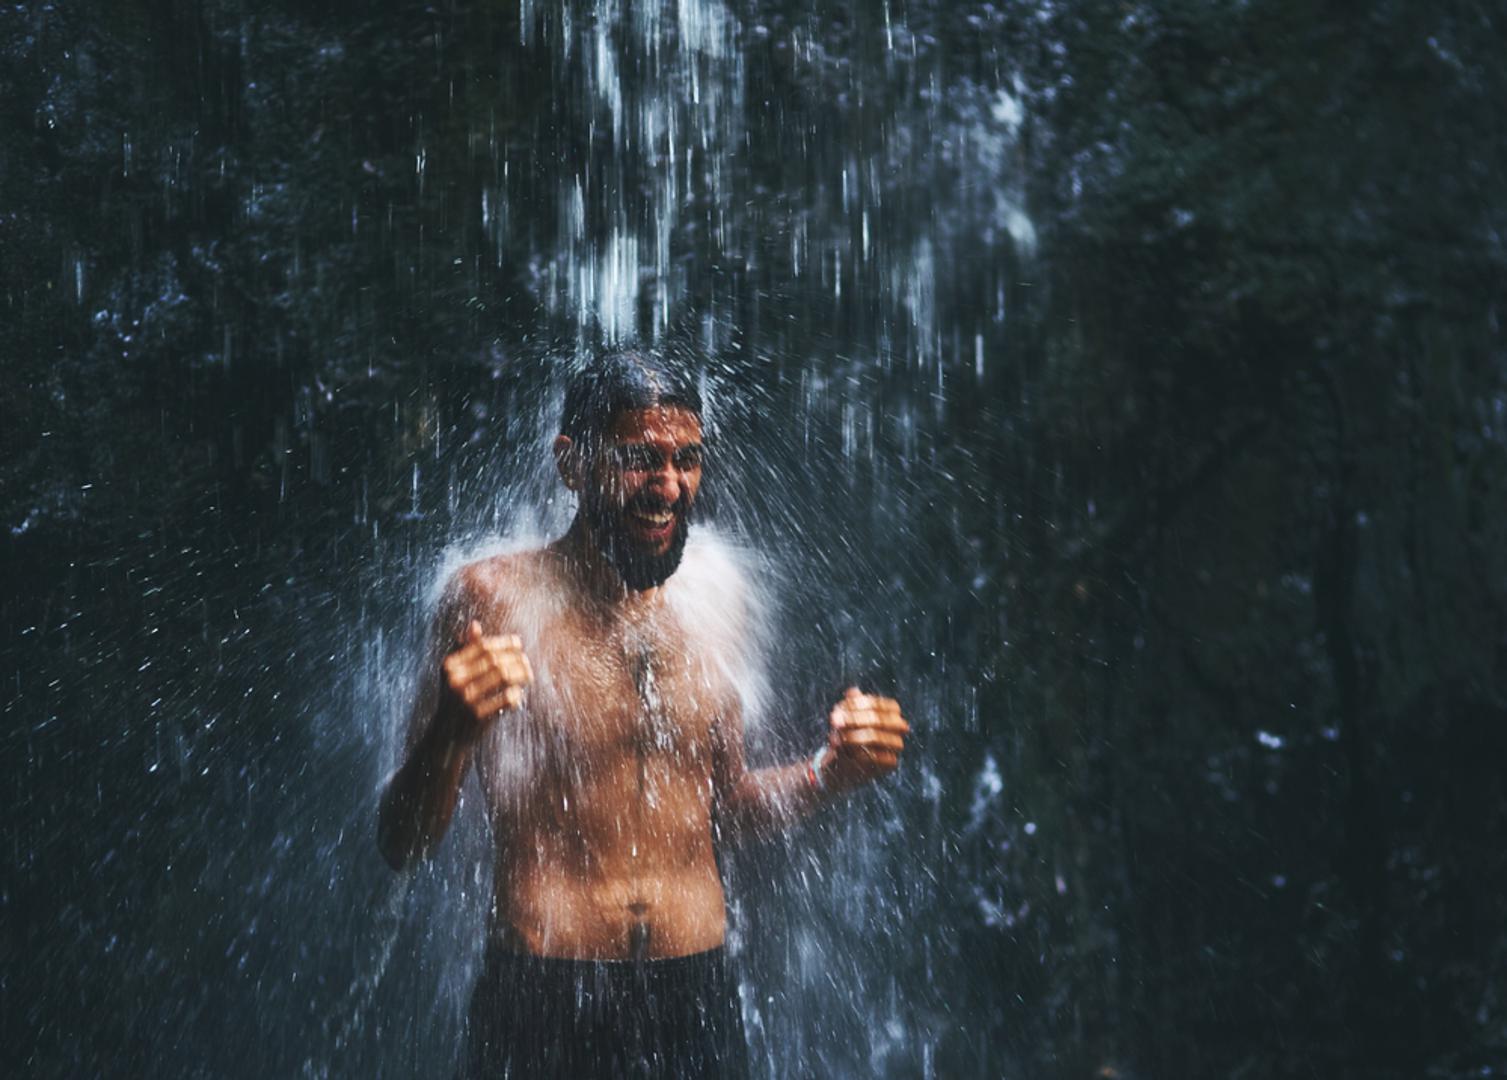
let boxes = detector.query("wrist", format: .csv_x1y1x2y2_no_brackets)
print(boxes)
429,704,480,766
807,745,831,793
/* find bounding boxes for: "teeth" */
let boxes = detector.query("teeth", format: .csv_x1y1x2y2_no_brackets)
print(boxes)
632,510,672,525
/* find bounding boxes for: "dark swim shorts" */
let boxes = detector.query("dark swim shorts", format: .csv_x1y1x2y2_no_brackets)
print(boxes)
460,945,749,1079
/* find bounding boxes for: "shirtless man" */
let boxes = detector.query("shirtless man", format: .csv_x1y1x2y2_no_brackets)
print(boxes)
377,352,909,1077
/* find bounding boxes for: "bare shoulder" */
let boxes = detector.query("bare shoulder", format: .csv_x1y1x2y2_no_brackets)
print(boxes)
450,549,546,597
439,547,559,630
667,533,761,650
443,548,557,605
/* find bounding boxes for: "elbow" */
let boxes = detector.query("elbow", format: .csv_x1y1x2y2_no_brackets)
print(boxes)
711,801,753,849
377,830,410,873
376,815,408,873
376,787,421,873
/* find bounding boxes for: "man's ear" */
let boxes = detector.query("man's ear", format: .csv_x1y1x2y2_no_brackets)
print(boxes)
553,434,581,491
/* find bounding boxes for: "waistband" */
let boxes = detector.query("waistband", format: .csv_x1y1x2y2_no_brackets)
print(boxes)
481,944,728,976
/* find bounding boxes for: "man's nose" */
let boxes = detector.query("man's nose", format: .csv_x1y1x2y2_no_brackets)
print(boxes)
646,458,681,503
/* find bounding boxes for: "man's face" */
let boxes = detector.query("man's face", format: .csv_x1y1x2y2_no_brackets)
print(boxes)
579,405,704,590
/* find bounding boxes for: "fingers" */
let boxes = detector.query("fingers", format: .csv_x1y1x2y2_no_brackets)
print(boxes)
444,631,534,717
472,685,523,716
460,666,510,703
462,680,526,718
832,712,911,735
831,691,909,734
837,688,901,714
447,637,534,682
828,689,907,780
859,750,900,769
835,726,907,752
489,637,533,683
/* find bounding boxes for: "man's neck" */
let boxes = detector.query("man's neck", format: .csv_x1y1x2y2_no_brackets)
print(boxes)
552,517,667,616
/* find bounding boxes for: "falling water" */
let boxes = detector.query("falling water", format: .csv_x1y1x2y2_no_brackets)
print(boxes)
7,2,1039,1077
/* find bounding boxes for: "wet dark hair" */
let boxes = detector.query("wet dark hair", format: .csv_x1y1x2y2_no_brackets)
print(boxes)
559,349,703,453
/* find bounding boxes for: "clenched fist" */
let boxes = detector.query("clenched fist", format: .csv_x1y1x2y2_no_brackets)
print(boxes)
440,620,533,744
820,688,909,793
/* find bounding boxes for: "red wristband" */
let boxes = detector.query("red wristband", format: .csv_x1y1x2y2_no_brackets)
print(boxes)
808,746,830,791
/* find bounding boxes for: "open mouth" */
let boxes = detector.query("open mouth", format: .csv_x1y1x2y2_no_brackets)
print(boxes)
593,495,692,589
625,505,676,542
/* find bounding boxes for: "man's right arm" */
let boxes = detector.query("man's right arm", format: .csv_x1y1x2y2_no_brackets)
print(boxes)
377,694,475,871
377,620,532,871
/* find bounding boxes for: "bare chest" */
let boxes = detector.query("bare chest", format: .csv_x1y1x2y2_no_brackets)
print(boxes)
521,610,726,767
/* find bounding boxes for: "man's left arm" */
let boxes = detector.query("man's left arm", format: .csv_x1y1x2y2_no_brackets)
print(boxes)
711,688,909,843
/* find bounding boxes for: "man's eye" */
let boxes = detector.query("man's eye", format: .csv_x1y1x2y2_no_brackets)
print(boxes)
615,447,658,471
674,448,703,470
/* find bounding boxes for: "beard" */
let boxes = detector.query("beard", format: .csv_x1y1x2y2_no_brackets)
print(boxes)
583,490,693,591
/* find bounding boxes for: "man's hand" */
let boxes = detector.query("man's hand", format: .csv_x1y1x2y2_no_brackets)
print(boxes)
378,619,531,870
820,688,909,793
440,620,533,745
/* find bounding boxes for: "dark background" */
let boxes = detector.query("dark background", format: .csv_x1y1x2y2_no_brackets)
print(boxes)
4,2,1506,1077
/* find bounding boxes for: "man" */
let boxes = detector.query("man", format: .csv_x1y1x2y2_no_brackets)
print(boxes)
378,352,909,1078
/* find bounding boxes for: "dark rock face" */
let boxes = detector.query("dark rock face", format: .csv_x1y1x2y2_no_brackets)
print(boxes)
5,4,1505,1078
